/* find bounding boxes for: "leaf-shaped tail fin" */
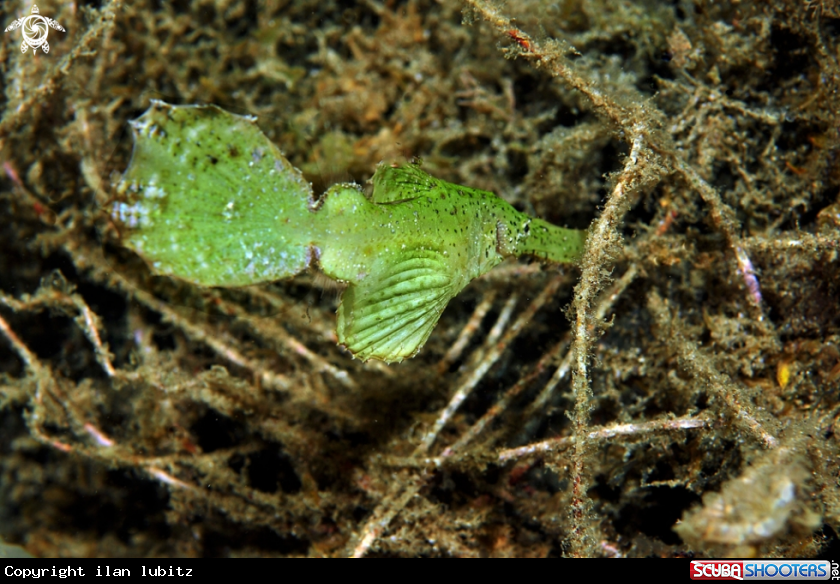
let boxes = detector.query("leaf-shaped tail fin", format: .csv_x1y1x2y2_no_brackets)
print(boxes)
336,249,457,363
113,101,317,287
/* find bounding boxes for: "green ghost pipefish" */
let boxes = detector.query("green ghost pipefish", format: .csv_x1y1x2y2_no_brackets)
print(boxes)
112,101,586,363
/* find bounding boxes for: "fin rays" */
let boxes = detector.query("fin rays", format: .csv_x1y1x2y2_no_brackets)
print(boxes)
336,249,456,363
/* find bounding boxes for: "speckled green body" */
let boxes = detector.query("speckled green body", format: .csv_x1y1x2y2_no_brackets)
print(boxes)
114,102,586,363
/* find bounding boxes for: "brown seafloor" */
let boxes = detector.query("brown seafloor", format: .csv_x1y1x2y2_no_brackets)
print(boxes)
0,0,839,557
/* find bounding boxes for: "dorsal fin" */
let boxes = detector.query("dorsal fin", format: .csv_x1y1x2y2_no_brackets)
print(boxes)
335,248,457,363
369,162,436,203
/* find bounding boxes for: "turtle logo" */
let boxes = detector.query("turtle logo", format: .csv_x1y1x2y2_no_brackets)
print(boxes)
5,5,65,54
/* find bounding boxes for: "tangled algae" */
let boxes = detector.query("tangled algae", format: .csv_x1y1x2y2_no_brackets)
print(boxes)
0,0,838,557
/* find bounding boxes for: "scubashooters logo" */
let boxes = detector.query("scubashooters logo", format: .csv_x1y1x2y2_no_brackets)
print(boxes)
691,560,834,581
4,4,65,54
692,562,744,580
